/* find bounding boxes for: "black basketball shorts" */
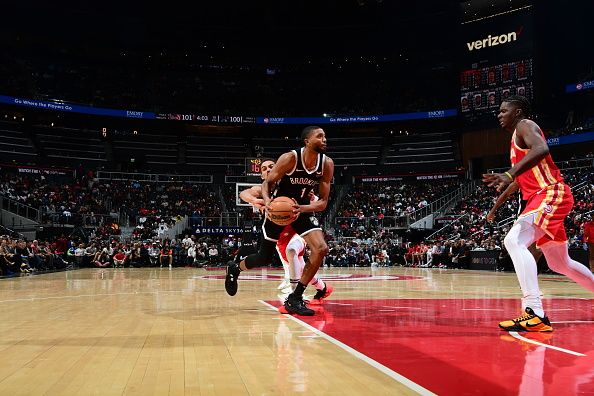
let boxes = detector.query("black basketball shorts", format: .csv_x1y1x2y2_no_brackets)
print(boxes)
261,213,323,242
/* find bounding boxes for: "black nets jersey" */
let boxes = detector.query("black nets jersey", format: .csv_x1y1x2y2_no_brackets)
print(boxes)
273,148,326,205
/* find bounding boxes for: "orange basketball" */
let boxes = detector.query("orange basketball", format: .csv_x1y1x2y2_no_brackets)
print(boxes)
268,196,298,226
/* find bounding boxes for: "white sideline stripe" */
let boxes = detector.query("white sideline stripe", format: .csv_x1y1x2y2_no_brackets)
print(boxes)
508,332,586,356
324,302,352,306
380,306,422,310
462,308,504,311
258,300,437,396
551,320,594,324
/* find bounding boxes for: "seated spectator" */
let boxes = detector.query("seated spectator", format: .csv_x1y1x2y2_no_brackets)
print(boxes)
0,238,19,275
84,243,98,267
113,249,126,268
208,245,219,265
74,243,86,267
16,240,33,273
160,244,173,268
94,251,111,267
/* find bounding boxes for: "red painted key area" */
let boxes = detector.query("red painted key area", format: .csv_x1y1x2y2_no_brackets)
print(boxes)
267,298,594,395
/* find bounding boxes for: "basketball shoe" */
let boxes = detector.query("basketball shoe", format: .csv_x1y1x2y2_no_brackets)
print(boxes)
225,260,240,296
309,284,333,305
499,307,553,332
284,294,314,316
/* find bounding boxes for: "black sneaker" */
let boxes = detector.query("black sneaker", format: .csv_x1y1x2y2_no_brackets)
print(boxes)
225,261,241,296
311,284,333,305
284,294,315,316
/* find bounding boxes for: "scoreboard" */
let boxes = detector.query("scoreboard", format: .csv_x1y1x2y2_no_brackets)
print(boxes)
245,157,263,177
460,58,533,117
155,113,256,124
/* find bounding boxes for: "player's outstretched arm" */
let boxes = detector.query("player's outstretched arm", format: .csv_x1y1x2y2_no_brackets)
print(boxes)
486,181,518,222
239,186,265,209
262,152,296,207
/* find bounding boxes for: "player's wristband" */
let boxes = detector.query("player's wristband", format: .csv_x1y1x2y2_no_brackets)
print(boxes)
504,171,514,181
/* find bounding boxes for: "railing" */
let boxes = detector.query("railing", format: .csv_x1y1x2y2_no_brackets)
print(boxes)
0,195,41,222
497,215,516,229
324,184,350,229
0,224,26,239
407,180,476,224
425,214,469,241
329,235,403,246
188,213,240,228
97,171,213,183
162,216,188,241
331,181,475,231
225,175,252,183
334,215,409,231
41,212,118,227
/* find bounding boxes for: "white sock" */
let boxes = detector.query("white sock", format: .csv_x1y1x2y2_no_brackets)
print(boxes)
309,277,325,291
504,215,545,317
282,262,291,283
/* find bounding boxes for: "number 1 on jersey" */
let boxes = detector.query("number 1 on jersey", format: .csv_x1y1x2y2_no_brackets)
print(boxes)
300,188,307,199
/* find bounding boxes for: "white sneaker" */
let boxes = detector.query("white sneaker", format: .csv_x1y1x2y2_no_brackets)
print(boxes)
277,279,290,290
280,285,293,294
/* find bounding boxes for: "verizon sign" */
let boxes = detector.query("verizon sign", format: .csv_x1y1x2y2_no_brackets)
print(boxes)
466,27,523,51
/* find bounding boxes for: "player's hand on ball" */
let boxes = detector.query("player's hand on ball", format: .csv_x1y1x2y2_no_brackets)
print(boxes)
268,196,299,226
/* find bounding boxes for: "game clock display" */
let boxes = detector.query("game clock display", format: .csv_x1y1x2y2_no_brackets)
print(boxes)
246,158,263,177
155,113,256,124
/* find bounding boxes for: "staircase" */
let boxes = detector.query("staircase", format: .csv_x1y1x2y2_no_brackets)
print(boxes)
408,180,476,230
323,184,350,228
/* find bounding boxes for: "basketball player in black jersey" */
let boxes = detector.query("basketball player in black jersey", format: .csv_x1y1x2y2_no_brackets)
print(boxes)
225,126,334,316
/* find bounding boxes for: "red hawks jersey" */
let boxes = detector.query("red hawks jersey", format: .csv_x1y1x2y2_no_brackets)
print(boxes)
276,225,305,262
510,129,564,200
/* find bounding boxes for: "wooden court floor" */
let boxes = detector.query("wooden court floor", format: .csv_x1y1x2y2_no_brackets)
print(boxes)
0,267,592,395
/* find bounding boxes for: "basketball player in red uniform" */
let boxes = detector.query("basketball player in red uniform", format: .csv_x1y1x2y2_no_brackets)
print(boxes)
483,96,594,332
582,215,594,272
239,159,293,289
275,226,332,302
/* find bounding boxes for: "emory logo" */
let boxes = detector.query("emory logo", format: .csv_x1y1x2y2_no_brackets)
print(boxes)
126,110,144,118
428,110,445,118
466,26,523,51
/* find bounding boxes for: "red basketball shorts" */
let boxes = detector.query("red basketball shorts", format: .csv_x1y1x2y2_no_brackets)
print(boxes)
519,182,574,246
